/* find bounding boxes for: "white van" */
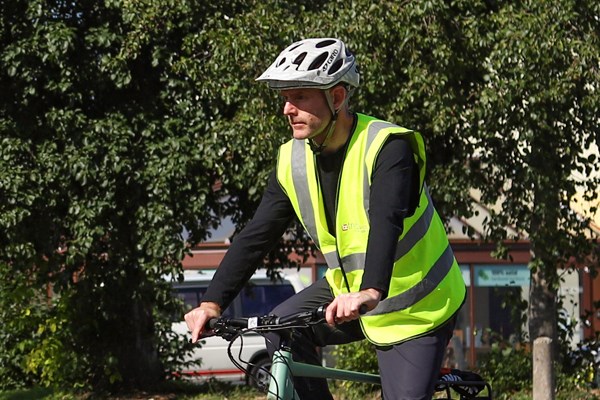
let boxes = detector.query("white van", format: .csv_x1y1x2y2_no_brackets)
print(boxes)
172,268,307,386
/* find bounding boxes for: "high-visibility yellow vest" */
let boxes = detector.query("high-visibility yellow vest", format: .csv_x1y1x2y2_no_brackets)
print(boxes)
276,113,466,345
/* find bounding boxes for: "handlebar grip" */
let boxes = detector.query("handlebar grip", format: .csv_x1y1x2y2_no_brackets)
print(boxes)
314,304,327,320
207,317,251,329
312,303,367,322
206,318,219,330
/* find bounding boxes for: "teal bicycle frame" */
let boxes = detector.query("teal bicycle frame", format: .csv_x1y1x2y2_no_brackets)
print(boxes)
267,346,380,400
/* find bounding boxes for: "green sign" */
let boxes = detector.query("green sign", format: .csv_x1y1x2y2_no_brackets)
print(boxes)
474,265,530,287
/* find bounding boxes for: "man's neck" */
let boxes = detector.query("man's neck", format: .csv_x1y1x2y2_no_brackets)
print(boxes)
319,110,355,155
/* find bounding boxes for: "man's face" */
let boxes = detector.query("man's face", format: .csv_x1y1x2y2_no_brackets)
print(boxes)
280,88,331,141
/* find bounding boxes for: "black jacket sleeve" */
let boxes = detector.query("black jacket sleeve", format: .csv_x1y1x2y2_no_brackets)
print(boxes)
360,136,420,297
201,170,295,309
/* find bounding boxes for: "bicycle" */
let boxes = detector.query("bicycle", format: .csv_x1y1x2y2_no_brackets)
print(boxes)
201,304,493,400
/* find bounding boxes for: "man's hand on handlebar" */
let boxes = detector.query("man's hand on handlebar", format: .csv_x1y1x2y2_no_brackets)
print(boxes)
325,288,381,326
184,302,221,343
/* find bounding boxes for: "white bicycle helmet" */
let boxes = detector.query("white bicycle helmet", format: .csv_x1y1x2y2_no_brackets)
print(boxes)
256,38,360,90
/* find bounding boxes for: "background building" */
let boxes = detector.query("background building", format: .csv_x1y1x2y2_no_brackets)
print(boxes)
182,198,600,368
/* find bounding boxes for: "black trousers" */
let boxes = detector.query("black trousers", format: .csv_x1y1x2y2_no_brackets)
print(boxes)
264,277,456,400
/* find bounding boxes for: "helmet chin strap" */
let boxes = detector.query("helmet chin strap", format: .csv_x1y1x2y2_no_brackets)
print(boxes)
308,89,348,154
308,114,337,154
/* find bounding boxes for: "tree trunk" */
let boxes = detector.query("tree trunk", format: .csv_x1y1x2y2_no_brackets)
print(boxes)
117,296,163,389
533,337,554,400
529,263,558,400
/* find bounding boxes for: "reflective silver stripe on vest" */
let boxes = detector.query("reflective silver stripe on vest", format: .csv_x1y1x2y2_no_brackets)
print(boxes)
365,244,456,316
363,121,397,215
291,139,320,248
323,251,339,269
363,164,370,216
366,121,396,152
340,252,366,272
395,188,435,261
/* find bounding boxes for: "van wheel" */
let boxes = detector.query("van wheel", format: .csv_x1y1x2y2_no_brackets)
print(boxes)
248,356,272,390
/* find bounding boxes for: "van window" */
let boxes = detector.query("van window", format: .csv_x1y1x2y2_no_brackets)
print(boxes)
175,287,234,318
174,281,296,319
177,287,206,311
239,284,295,317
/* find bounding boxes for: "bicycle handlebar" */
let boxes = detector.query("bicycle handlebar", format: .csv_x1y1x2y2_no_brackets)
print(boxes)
204,304,328,339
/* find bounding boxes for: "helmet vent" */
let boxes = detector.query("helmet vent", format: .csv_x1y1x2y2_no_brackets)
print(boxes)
307,52,328,70
328,59,344,74
293,52,307,66
276,57,287,67
316,39,336,48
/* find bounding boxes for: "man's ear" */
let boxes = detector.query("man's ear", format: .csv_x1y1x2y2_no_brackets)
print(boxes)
331,85,347,111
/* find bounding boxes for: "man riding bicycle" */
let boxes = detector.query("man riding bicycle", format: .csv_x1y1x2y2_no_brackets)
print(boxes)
185,38,466,400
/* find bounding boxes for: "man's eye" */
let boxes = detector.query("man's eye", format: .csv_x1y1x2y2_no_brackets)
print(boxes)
280,94,304,103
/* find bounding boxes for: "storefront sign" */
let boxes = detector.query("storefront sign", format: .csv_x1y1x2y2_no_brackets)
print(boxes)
474,265,530,287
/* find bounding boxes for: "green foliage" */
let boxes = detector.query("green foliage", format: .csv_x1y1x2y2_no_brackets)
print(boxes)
479,344,532,399
330,341,379,397
22,305,89,389
558,333,600,391
0,0,309,390
0,262,45,390
478,339,600,400
0,0,220,390
477,294,600,398
0,262,92,390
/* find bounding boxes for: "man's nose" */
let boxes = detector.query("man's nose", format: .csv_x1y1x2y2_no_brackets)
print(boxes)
283,101,296,115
